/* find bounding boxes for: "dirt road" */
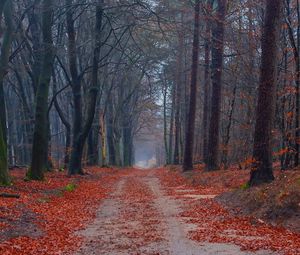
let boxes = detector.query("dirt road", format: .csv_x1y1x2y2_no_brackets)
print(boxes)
75,170,275,255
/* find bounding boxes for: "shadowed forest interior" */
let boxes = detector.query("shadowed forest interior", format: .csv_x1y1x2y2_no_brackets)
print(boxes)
0,0,300,254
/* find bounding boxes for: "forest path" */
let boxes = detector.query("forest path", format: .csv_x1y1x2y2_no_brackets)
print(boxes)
75,170,274,255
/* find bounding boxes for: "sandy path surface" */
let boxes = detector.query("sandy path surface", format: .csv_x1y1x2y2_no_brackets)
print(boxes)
75,170,275,255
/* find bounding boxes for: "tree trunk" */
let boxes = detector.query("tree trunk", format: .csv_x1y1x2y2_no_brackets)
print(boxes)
0,0,13,146
163,80,169,164
249,0,283,186
52,68,71,169
173,23,184,165
168,82,175,164
122,125,133,167
222,83,237,169
0,1,7,24
206,0,227,171
182,0,200,171
14,70,33,164
295,0,300,166
27,0,42,95
106,101,116,166
0,118,9,185
29,0,54,180
99,112,106,166
87,130,95,165
202,1,212,164
0,0,12,185
284,0,297,169
66,0,82,174
68,3,103,174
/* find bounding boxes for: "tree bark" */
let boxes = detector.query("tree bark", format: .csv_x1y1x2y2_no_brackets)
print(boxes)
182,0,200,171
206,0,227,171
163,79,169,164
27,0,42,95
249,0,283,186
0,121,9,185
0,0,12,185
106,100,116,166
52,68,71,169
173,22,184,165
168,82,175,164
29,0,54,180
295,0,300,166
0,0,13,146
202,1,212,164
222,83,237,169
68,2,103,174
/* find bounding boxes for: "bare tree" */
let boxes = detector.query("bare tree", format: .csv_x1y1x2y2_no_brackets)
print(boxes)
68,1,103,175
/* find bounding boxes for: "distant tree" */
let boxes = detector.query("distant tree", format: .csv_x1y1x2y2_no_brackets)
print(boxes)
249,0,283,186
182,0,200,171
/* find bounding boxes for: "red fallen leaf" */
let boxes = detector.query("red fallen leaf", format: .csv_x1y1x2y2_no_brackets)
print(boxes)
157,167,300,255
0,167,128,255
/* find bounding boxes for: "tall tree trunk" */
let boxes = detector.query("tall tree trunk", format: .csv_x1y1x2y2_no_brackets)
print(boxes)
0,0,9,184
249,0,283,186
0,123,9,185
99,111,106,166
52,68,71,169
222,83,237,169
27,0,42,95
202,1,212,164
29,0,54,180
65,0,82,174
68,3,103,174
0,1,7,23
87,130,95,165
168,82,175,164
173,23,184,165
285,0,298,169
182,0,200,171
206,0,227,171
163,80,169,164
106,100,116,166
0,0,12,146
0,0,13,185
0,0,12,185
14,70,33,164
122,123,133,167
295,0,300,166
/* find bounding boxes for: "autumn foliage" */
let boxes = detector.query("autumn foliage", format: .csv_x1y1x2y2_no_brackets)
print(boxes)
157,167,300,255
0,167,124,254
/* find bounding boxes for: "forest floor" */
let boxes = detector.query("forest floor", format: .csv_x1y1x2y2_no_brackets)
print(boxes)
0,167,300,255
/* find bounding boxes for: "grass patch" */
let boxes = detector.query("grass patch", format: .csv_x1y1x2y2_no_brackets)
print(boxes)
240,182,250,190
65,183,76,192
